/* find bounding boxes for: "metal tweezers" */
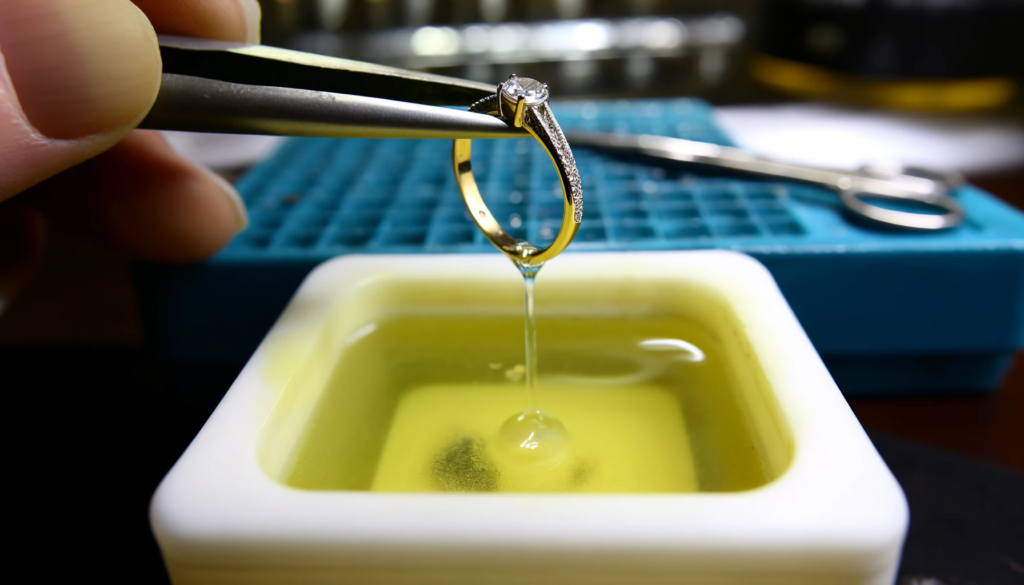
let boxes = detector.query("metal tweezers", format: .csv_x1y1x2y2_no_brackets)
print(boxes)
140,36,526,139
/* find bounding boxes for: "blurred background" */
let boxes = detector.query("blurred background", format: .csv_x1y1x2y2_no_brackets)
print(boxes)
199,0,1024,182
255,0,1024,111
3,2,1023,583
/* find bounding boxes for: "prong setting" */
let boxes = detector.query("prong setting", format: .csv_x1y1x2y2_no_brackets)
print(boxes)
499,75,550,122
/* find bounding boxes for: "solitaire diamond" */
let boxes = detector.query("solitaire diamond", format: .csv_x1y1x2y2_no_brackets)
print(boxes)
502,76,549,105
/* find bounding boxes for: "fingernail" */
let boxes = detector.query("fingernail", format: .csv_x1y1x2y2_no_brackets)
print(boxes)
0,0,161,139
199,165,249,232
236,0,263,45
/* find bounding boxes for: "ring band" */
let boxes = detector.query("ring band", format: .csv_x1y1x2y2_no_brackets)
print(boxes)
453,75,583,266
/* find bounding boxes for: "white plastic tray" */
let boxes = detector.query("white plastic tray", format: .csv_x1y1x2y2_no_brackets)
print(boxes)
151,251,907,584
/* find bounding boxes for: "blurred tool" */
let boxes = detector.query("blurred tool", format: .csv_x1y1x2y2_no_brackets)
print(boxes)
264,0,748,100
565,131,964,230
140,35,527,139
755,0,1024,111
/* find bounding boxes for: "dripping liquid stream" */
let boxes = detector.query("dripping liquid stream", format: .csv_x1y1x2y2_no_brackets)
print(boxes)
521,263,540,413
491,255,570,472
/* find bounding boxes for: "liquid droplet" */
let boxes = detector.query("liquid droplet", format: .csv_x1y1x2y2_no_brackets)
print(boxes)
493,410,569,471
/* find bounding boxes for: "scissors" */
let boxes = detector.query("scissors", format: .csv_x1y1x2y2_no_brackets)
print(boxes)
562,132,965,230
140,35,526,140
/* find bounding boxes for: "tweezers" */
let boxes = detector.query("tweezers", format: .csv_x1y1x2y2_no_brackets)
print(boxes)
139,36,526,139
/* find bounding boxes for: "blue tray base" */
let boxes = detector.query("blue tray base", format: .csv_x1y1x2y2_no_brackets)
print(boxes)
822,352,1016,396
132,261,1017,395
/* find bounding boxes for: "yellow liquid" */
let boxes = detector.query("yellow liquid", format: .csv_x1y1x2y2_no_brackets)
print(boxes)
372,383,697,492
275,315,780,493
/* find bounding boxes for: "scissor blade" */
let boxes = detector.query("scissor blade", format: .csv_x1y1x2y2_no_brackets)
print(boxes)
564,131,940,198
141,74,524,139
563,131,727,159
158,35,496,106
564,131,844,183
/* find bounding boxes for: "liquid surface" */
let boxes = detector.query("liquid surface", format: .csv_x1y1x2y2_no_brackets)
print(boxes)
275,316,778,493
371,384,695,492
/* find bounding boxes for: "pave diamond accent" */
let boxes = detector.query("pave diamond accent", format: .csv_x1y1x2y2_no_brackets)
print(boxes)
526,104,583,223
468,94,499,114
501,77,549,106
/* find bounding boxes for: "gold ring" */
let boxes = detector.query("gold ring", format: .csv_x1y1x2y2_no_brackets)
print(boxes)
453,75,583,266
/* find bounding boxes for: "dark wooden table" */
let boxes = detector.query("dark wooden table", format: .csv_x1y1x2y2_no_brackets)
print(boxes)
850,353,1024,471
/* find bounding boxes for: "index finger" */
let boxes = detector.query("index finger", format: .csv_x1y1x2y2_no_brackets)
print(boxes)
132,0,261,44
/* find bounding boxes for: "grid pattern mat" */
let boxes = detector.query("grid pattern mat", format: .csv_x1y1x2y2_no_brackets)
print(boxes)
230,99,807,257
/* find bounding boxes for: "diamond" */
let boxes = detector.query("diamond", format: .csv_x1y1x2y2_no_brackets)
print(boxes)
501,76,549,106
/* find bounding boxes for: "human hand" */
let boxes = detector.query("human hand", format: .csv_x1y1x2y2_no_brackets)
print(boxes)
0,0,261,313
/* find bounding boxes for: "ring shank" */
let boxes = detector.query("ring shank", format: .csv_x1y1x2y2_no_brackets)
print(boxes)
452,100,581,265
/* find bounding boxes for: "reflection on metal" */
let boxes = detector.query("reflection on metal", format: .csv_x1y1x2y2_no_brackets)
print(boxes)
639,339,706,363
156,34,497,105
142,74,525,139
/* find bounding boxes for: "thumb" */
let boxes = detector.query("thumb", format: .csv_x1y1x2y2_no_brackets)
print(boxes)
0,0,161,200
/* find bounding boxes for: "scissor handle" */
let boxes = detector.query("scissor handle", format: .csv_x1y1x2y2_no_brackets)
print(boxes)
839,188,964,230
